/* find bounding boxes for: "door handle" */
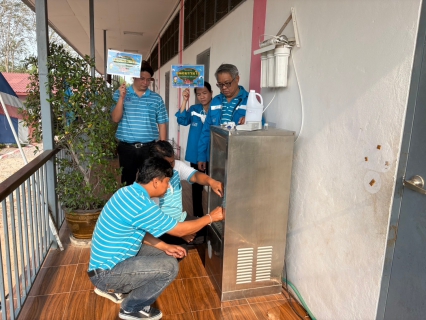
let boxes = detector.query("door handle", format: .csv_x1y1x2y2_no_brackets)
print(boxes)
403,175,426,195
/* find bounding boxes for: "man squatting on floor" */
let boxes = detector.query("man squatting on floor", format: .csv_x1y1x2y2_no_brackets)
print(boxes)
87,157,224,320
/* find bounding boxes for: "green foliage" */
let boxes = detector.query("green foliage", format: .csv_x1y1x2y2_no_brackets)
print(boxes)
21,42,121,210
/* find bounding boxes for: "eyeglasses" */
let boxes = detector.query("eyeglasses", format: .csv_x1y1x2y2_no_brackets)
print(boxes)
216,77,236,88
134,77,154,83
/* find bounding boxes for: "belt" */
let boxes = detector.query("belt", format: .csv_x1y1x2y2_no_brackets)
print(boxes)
119,140,155,148
87,268,106,277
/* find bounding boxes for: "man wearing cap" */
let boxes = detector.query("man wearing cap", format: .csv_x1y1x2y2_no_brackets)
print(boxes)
112,60,168,186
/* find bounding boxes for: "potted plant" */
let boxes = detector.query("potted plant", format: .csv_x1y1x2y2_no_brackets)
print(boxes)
21,43,121,240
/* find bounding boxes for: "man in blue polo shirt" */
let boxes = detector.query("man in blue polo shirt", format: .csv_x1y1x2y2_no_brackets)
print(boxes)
197,64,249,171
112,60,168,186
88,157,223,320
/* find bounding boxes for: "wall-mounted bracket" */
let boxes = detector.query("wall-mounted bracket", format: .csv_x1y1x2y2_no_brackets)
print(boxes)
276,7,300,48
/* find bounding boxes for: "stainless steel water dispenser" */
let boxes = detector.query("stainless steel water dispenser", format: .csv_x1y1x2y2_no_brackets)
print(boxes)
205,126,295,301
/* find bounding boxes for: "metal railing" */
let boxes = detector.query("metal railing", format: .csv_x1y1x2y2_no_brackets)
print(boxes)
0,148,62,320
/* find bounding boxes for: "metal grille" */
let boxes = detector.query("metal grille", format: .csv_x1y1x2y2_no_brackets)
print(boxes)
236,247,253,284
255,246,273,281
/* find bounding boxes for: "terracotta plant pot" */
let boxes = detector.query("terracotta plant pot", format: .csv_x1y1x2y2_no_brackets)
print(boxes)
64,208,102,239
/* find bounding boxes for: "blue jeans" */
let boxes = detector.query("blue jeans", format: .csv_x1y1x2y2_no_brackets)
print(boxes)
89,245,179,312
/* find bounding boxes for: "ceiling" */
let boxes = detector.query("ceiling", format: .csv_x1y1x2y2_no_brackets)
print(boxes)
23,0,180,73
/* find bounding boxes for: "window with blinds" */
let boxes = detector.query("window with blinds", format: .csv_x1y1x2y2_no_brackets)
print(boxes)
160,14,180,66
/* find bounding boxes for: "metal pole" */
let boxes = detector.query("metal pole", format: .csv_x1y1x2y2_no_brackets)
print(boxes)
35,0,63,250
90,0,95,77
103,29,107,81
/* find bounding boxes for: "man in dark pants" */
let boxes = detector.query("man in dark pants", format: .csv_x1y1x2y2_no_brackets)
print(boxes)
88,157,224,319
111,60,168,186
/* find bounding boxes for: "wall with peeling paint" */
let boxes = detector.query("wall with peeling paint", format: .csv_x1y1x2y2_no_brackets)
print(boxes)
261,1,422,318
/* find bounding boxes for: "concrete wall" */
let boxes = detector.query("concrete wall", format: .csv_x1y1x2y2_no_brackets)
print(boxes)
262,1,421,319
154,0,253,160
154,0,422,318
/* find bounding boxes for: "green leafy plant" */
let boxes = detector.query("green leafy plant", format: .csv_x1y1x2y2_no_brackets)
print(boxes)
21,42,121,210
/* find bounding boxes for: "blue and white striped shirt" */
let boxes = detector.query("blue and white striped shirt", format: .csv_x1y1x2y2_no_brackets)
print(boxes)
112,86,169,143
88,182,177,271
159,160,196,222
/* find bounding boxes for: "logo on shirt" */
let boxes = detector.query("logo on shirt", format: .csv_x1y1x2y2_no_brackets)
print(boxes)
125,96,131,102
192,122,198,127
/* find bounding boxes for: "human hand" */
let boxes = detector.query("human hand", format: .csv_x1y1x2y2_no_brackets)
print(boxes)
238,116,245,125
164,244,187,259
182,233,196,243
198,161,206,171
182,88,190,101
209,206,224,222
210,180,223,197
119,82,126,99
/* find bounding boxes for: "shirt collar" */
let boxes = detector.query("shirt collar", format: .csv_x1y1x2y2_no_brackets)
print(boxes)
128,85,151,97
220,86,247,104
132,182,150,198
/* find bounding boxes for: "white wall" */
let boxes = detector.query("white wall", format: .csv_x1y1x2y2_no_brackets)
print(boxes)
154,0,253,160
263,1,422,319
155,0,422,318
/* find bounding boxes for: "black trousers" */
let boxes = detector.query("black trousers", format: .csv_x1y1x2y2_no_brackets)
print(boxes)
159,214,206,245
117,141,153,186
190,162,209,218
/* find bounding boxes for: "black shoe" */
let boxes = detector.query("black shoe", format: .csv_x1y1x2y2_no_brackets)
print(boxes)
119,306,162,320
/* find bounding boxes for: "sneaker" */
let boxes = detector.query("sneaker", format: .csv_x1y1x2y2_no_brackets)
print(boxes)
94,287,124,303
119,306,162,320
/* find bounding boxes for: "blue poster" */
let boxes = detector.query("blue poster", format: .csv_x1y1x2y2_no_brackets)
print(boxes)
171,65,204,88
107,50,142,78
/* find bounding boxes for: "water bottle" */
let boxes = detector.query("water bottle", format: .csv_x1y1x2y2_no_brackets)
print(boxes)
245,90,264,123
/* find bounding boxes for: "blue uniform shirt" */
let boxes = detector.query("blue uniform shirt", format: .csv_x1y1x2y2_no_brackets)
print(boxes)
175,103,207,164
111,86,169,143
88,182,177,271
197,86,249,162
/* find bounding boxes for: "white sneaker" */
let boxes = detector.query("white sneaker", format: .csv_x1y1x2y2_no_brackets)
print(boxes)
94,287,124,303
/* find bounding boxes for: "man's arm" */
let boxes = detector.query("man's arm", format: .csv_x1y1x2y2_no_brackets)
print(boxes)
143,233,186,258
158,123,167,140
111,83,126,123
167,206,223,237
190,172,223,197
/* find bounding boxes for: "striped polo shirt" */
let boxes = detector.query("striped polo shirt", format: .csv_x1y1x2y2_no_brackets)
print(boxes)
159,160,196,222
112,86,169,143
218,87,248,124
88,182,177,271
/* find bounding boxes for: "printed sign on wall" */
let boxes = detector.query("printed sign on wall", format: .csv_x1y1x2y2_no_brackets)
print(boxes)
107,50,142,78
171,65,204,88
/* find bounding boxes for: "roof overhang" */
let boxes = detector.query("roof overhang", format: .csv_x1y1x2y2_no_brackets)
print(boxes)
22,0,180,74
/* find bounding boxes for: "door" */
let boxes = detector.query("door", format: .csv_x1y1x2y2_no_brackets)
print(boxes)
196,48,210,104
377,3,426,319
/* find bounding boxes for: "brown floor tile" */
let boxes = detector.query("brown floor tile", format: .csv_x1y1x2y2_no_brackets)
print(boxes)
192,308,224,320
29,265,77,296
221,298,248,308
250,299,309,320
245,292,284,304
70,263,94,292
58,223,71,246
154,279,191,316
221,304,258,320
163,313,194,320
64,290,121,320
41,245,82,268
182,277,221,312
79,247,91,263
17,293,69,320
178,250,208,279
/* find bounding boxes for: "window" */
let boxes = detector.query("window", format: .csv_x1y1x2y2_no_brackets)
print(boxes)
160,14,179,66
184,0,245,49
149,46,158,72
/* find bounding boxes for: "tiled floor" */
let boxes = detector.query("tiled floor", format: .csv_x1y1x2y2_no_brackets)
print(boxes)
17,224,309,320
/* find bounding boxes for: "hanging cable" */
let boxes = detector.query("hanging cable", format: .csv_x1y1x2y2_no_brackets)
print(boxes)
291,52,304,143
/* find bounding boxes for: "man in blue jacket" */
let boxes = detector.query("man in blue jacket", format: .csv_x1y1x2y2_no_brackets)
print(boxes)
197,64,249,171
